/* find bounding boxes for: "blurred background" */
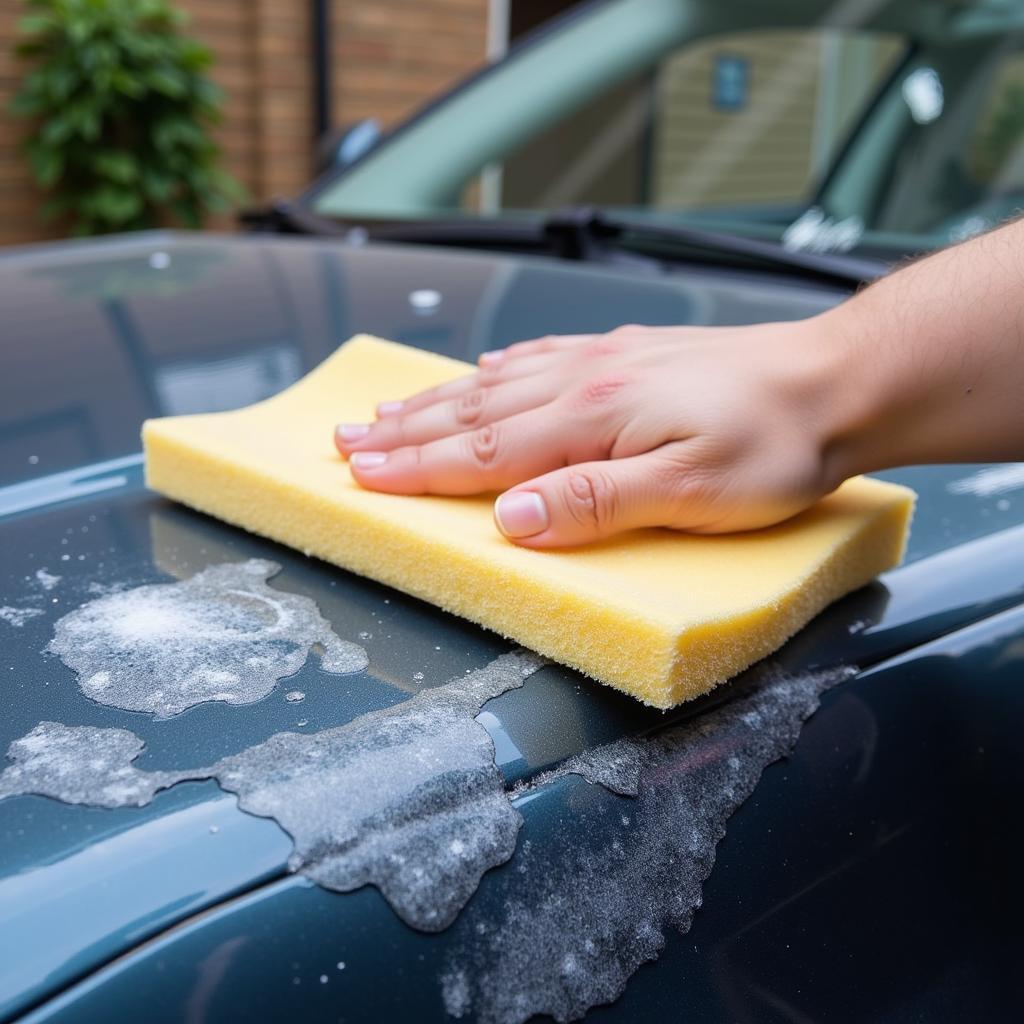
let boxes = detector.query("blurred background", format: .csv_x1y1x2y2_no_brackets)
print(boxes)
5,0,1024,255
0,0,559,246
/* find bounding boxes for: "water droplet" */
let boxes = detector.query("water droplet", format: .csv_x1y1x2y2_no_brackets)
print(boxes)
413,671,424,681
358,631,373,640
297,718,309,727
28,455,39,465
209,825,219,833
337,962,346,971
319,974,328,984
285,691,305,703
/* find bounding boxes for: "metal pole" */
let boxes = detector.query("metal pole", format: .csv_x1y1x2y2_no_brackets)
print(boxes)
312,0,332,140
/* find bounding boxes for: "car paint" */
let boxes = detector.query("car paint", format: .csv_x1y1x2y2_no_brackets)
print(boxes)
1,232,1023,1021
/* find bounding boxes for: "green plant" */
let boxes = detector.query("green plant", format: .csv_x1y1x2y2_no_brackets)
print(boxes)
10,0,243,234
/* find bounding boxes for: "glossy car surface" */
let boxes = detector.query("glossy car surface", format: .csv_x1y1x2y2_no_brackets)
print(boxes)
2,230,1024,1023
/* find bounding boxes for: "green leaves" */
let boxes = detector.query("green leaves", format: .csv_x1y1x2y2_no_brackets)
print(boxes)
93,149,137,183
9,0,244,234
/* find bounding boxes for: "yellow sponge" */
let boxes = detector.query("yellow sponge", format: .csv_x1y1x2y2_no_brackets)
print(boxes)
143,335,914,709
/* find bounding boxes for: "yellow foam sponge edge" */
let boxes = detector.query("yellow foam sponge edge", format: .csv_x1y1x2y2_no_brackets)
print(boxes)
143,334,915,709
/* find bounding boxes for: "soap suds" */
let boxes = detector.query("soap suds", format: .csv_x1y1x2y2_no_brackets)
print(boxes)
0,606,44,628
0,650,545,931
213,650,544,930
511,737,646,799
441,665,854,1024
34,569,62,591
47,559,368,717
947,464,1024,497
0,722,188,807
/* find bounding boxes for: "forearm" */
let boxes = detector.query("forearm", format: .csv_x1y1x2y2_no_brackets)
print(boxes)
818,219,1024,483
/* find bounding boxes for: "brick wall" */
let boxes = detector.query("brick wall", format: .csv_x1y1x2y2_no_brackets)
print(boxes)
332,0,489,128
0,0,489,247
0,0,35,243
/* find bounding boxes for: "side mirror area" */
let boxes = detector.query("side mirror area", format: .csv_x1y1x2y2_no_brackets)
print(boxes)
315,119,383,174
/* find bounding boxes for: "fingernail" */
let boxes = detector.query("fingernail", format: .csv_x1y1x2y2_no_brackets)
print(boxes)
494,491,549,538
350,451,387,469
479,349,505,366
337,423,370,442
376,400,404,417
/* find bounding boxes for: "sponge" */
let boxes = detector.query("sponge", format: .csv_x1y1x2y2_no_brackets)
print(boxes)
143,335,915,709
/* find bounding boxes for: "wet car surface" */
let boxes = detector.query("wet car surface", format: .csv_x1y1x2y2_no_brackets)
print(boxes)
2,234,1024,1022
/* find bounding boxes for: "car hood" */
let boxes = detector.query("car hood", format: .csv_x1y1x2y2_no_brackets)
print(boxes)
2,231,1023,1020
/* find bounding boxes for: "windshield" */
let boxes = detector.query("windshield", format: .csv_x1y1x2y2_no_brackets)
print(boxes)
310,0,1024,259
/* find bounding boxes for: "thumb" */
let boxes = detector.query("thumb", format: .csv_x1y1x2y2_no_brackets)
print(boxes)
492,447,690,548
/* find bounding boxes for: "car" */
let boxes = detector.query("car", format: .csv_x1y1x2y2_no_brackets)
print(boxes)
2,1,1024,1022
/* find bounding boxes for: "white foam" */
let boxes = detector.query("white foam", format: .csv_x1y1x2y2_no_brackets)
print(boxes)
0,723,189,807
441,665,854,1024
0,650,545,932
47,560,368,717
0,606,44,628
34,569,61,591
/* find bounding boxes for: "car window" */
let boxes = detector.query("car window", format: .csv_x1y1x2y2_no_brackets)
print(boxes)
489,29,903,218
966,50,1024,193
311,0,1024,258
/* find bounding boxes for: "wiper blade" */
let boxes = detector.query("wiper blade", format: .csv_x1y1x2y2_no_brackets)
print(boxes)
241,199,543,248
542,206,884,288
243,199,883,288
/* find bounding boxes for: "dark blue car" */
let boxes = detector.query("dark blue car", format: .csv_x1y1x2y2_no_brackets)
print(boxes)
3,1,1024,1020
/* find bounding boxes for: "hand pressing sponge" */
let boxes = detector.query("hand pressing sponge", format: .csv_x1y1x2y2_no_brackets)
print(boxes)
143,334,915,709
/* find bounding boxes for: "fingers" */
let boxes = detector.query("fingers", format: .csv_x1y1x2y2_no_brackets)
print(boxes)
347,406,606,495
478,333,596,366
374,349,567,420
336,375,561,453
492,445,694,548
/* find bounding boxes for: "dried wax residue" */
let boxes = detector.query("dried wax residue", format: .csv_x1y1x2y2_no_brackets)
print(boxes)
0,606,44,628
47,559,368,717
441,665,855,1024
0,651,544,932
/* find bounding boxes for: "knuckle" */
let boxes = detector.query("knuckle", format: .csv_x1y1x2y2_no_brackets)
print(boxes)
564,469,617,532
476,363,506,387
388,417,411,447
454,387,487,426
570,373,630,411
657,453,728,520
584,336,623,358
466,424,501,470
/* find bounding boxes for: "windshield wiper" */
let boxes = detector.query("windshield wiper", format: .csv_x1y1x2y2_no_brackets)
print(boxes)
245,200,883,288
541,207,884,288
242,198,544,248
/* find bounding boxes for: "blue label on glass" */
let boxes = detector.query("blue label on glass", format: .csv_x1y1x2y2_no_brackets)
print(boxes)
713,54,749,111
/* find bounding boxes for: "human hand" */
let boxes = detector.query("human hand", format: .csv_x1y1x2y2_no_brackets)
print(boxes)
334,322,846,548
